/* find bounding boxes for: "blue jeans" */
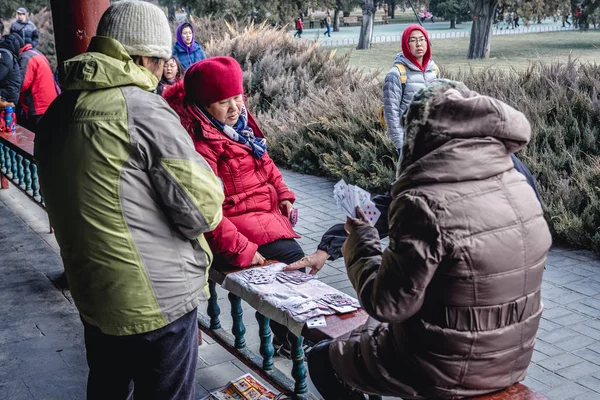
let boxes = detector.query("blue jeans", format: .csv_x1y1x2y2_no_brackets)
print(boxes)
326,25,331,36
83,308,198,400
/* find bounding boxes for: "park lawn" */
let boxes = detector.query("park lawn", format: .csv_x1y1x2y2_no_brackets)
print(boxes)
341,30,600,76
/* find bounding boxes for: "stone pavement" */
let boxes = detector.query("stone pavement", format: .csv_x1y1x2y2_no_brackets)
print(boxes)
1,169,600,399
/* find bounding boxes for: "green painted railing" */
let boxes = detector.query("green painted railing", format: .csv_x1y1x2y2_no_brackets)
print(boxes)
0,126,44,209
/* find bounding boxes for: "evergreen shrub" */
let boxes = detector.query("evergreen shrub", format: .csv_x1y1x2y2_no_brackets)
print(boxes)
450,62,600,252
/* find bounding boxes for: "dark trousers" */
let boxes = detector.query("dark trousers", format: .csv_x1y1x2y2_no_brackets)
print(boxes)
258,238,304,265
258,238,304,340
83,308,199,400
308,340,366,400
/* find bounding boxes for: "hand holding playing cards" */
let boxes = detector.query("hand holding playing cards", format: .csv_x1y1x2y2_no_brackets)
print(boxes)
279,200,293,218
284,249,330,275
344,206,371,235
251,251,266,266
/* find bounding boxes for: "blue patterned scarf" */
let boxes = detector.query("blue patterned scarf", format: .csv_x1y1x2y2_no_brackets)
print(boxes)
199,104,267,159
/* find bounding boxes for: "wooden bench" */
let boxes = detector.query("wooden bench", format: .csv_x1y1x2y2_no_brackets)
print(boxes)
342,16,358,26
203,261,369,399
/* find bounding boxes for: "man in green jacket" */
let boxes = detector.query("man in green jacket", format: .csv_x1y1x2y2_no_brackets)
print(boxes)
34,2,224,399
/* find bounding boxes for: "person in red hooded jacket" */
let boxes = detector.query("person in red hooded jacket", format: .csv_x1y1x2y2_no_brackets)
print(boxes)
164,56,305,357
164,56,302,270
18,43,58,130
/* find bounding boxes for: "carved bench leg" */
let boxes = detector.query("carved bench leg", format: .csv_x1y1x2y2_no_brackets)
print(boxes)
290,334,308,400
255,312,274,371
207,280,221,330
228,292,246,349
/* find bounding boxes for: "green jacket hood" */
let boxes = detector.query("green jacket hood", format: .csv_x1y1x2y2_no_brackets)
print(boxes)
61,36,158,92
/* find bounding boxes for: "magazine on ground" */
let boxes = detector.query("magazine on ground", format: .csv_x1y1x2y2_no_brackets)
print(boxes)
199,373,285,400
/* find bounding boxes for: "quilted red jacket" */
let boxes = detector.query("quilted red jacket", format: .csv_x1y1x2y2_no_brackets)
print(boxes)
18,44,58,118
164,82,298,267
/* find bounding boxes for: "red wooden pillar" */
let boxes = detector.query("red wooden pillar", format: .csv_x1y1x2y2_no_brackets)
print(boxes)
50,0,110,66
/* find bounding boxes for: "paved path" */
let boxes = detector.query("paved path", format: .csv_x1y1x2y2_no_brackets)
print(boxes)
291,18,574,46
2,169,600,399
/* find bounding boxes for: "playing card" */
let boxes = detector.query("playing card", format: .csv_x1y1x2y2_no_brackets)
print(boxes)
326,303,358,313
306,316,327,328
321,293,360,307
362,200,382,225
276,271,315,285
285,300,320,316
333,179,380,224
289,208,298,227
239,269,276,285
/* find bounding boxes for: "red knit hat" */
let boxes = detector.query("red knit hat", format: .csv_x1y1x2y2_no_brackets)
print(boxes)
184,56,244,106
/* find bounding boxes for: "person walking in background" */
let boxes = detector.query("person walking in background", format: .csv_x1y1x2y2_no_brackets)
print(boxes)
157,56,183,96
325,12,332,37
172,22,206,71
17,39,59,130
308,9,314,29
34,2,224,399
10,8,39,48
514,12,520,28
383,24,439,156
0,33,23,104
306,79,552,400
293,17,304,38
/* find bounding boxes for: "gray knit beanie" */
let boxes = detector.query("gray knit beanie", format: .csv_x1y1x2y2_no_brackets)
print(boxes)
97,1,172,60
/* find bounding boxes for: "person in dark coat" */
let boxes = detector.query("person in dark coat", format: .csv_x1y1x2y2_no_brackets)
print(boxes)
172,22,206,71
0,33,23,104
10,8,39,48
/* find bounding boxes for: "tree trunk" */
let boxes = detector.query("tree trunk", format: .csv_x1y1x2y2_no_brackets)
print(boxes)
389,0,396,19
467,0,498,59
450,18,456,28
357,0,375,50
333,9,341,31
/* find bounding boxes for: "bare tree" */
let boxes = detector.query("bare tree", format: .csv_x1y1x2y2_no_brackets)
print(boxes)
357,0,375,49
467,0,498,59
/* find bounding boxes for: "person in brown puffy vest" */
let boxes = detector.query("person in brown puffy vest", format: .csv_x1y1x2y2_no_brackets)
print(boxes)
306,79,552,400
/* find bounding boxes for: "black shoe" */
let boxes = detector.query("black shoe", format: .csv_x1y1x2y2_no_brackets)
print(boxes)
277,335,314,360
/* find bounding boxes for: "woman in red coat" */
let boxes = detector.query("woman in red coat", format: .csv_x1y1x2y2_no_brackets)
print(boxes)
163,56,302,269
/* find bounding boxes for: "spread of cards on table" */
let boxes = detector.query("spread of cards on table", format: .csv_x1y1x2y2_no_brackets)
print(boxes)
200,373,283,400
225,264,361,328
334,179,381,225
